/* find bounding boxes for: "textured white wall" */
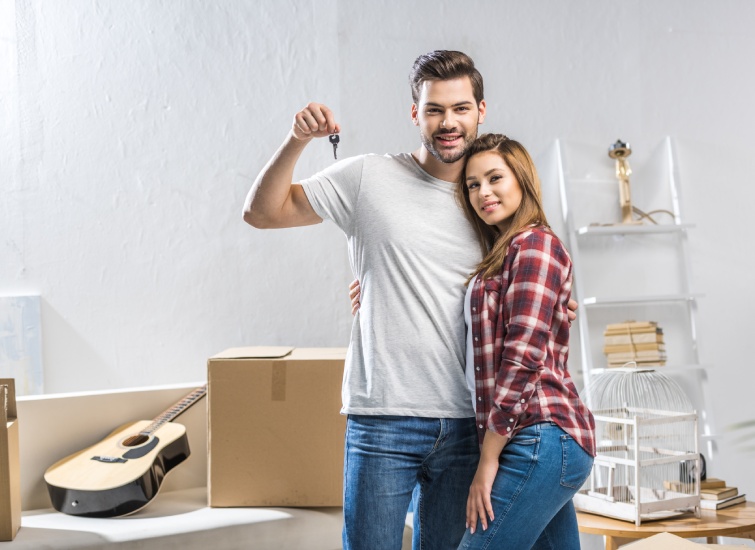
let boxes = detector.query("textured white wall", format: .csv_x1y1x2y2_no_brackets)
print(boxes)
2,0,754,515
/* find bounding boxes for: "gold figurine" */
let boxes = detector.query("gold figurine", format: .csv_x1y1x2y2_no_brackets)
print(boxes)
608,140,640,225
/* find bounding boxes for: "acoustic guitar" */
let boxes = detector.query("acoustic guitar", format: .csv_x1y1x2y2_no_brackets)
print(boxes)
44,385,207,518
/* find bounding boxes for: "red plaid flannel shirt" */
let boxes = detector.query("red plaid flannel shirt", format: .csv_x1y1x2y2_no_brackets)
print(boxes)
469,226,596,456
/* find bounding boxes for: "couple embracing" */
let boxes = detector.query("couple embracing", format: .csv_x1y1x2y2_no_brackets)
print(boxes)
244,50,595,550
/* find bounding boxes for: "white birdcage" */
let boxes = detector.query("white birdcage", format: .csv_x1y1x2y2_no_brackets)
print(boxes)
574,366,701,525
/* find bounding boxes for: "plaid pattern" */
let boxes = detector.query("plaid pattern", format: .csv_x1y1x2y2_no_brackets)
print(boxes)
469,227,596,456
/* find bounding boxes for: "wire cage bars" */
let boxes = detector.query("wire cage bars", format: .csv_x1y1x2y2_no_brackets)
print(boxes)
574,366,701,525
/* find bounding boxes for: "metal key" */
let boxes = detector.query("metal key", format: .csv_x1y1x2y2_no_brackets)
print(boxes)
329,134,340,160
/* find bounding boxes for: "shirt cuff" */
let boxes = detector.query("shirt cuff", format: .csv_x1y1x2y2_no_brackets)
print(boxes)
487,406,522,437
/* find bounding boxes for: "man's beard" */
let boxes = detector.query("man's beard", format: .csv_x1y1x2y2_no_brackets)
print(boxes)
420,129,477,164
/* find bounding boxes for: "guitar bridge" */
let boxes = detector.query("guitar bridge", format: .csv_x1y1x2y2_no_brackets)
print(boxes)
91,455,128,464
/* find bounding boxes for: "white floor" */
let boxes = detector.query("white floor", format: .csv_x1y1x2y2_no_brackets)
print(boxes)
1,487,345,549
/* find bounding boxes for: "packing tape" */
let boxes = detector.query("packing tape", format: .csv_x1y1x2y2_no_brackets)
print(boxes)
272,362,286,401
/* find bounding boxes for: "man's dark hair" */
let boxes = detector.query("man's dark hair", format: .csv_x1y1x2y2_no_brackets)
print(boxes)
409,50,484,105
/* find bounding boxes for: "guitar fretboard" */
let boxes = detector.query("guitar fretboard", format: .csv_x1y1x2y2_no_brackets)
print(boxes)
142,385,207,436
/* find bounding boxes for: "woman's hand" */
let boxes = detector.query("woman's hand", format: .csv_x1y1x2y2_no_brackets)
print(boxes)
349,279,360,315
466,456,499,534
466,430,509,534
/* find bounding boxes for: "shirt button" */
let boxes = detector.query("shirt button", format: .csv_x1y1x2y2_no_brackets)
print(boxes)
520,399,525,403
474,337,478,342
478,397,482,401
509,418,514,423
478,424,483,429
507,427,512,432
476,367,480,371
472,307,476,312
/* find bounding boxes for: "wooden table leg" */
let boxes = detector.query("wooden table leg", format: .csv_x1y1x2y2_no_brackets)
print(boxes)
605,535,636,549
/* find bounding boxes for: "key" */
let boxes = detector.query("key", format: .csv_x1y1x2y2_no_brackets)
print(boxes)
329,134,340,160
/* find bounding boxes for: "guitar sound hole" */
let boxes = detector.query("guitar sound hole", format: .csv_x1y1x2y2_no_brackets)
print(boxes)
122,434,149,447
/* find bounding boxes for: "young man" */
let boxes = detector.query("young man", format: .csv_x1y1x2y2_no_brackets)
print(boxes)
244,51,573,549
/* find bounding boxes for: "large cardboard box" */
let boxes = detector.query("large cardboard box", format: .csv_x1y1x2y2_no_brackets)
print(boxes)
208,347,347,507
0,379,21,541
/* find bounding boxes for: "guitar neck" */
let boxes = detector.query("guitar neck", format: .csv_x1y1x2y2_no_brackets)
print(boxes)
143,385,207,436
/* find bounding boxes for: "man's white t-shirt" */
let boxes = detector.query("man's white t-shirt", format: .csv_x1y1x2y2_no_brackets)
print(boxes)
300,153,480,418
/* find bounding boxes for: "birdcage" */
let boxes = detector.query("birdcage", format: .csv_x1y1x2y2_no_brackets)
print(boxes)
574,366,701,525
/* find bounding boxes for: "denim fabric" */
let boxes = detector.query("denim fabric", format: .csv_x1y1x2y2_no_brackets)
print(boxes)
458,422,593,550
343,415,479,550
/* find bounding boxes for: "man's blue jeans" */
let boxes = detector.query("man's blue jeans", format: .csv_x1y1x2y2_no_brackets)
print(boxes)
343,414,479,550
458,422,594,550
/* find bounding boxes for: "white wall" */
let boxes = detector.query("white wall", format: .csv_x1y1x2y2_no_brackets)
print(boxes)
2,0,754,509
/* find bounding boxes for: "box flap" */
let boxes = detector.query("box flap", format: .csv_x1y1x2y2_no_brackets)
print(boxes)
0,380,16,421
623,532,748,549
288,348,348,360
212,346,294,360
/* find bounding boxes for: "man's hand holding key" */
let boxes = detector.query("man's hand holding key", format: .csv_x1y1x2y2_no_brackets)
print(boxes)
292,102,341,145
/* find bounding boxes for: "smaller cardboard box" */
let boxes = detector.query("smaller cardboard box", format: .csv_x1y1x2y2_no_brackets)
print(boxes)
208,347,347,507
623,533,748,549
0,379,21,541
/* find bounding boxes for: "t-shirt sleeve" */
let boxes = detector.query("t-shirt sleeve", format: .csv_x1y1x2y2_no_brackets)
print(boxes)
299,155,365,235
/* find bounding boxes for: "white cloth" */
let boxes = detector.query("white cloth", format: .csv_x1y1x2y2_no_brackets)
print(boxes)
463,274,479,409
301,153,480,417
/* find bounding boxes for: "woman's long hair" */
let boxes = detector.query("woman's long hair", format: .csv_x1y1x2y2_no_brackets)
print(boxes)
456,133,550,282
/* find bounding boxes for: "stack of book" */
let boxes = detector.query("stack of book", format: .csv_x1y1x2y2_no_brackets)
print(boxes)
699,478,746,510
603,321,666,368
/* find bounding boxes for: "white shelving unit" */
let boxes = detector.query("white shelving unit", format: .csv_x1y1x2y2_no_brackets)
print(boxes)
538,136,716,460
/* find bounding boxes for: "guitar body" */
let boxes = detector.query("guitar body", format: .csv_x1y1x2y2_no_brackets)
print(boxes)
44,420,190,517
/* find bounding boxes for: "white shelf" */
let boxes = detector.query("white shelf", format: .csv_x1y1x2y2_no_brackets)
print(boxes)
576,223,695,236
569,178,621,185
589,364,710,376
583,294,702,307
551,137,717,461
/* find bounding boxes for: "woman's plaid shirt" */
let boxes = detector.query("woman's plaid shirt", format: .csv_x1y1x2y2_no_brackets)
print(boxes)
468,226,596,456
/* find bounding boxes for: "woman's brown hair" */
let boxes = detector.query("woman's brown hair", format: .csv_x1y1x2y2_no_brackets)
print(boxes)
456,133,550,282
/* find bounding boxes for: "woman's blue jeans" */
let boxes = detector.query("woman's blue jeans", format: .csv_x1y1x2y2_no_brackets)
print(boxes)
458,422,593,550
343,414,479,550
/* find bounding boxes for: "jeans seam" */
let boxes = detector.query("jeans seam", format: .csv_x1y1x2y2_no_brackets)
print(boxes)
540,524,555,549
342,418,350,549
561,435,568,488
418,470,425,550
430,418,446,453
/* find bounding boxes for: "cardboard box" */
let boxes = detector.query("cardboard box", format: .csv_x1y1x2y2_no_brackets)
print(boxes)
208,347,347,507
623,533,749,548
0,379,21,541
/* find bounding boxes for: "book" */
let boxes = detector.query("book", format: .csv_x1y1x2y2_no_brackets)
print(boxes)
700,477,726,490
699,493,746,510
604,332,664,346
605,349,667,357
605,320,658,330
604,321,659,335
607,360,666,368
700,486,738,500
603,343,667,354
663,477,727,492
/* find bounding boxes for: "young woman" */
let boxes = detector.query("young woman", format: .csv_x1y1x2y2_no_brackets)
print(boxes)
457,134,595,549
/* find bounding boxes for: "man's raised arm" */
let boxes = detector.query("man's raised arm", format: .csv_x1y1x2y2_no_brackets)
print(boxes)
243,103,340,229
